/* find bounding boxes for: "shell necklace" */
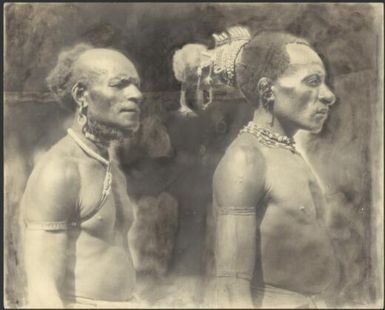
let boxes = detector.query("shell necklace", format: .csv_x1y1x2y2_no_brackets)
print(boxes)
239,122,297,153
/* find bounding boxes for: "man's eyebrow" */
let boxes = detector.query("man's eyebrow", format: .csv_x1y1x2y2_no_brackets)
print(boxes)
304,72,324,77
108,75,140,84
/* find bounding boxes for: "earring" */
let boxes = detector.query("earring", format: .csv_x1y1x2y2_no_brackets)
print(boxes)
258,79,271,94
77,104,87,130
261,91,275,126
262,91,274,109
269,101,275,126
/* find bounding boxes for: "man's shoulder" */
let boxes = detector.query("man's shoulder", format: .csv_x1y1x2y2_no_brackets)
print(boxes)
24,138,80,203
213,134,267,192
23,140,80,222
213,134,267,207
218,134,266,173
33,139,79,184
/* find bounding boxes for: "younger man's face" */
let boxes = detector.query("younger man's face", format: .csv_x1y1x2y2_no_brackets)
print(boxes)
272,44,336,133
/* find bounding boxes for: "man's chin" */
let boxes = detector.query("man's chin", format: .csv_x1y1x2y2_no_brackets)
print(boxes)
86,118,138,141
311,126,323,134
308,123,324,134
300,122,324,134
122,122,140,133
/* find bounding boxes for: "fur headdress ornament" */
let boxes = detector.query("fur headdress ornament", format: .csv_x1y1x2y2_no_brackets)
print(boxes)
173,26,251,115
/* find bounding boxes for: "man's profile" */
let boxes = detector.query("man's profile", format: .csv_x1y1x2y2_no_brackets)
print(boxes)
21,44,143,308
174,28,340,308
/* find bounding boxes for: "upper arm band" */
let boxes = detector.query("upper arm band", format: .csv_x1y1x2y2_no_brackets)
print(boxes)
216,271,253,281
216,205,256,216
24,220,79,231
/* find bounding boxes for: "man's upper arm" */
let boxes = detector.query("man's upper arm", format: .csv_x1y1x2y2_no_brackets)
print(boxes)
213,143,266,211
23,157,79,229
213,143,266,280
22,157,80,305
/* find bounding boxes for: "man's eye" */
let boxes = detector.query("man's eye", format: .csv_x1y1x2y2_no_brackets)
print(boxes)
304,76,322,87
109,80,129,88
109,78,140,88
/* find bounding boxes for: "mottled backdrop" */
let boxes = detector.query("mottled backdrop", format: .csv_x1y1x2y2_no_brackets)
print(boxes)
4,3,383,308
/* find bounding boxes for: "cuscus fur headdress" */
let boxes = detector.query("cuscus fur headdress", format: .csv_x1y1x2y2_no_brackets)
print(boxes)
172,26,251,115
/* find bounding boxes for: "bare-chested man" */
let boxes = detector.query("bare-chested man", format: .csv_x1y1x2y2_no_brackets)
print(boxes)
21,44,143,308
209,31,339,308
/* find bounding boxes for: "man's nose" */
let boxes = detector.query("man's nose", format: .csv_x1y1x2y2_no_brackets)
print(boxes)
319,84,336,106
126,84,143,103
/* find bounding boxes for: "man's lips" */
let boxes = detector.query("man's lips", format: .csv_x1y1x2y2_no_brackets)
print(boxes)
315,108,329,116
120,107,140,113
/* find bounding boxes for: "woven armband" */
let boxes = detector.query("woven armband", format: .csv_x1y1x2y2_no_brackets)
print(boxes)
216,271,253,281
216,205,256,216
24,220,78,231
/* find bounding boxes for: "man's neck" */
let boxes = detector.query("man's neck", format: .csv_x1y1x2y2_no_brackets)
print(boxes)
70,120,110,160
252,108,298,138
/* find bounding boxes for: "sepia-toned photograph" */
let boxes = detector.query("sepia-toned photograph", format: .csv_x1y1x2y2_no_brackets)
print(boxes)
3,2,384,308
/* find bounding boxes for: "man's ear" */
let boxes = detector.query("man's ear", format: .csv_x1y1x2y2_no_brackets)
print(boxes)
71,82,88,108
257,77,273,97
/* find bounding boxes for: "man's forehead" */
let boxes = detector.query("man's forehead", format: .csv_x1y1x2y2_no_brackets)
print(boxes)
75,48,138,77
286,43,323,67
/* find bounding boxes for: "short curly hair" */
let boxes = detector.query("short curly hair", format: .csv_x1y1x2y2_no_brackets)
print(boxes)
46,43,95,111
235,32,310,106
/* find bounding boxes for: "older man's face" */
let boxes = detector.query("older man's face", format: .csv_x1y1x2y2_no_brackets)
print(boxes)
76,49,143,132
272,44,336,133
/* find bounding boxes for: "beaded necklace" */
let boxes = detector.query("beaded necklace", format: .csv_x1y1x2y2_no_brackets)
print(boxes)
239,122,297,153
67,128,112,203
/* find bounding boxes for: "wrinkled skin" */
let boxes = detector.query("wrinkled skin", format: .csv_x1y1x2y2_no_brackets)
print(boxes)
22,49,143,308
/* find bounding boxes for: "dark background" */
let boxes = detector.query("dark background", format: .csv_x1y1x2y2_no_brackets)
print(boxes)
4,3,383,308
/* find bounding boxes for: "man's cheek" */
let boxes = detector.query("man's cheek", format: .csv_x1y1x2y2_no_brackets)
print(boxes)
90,91,112,109
275,85,296,106
294,88,317,109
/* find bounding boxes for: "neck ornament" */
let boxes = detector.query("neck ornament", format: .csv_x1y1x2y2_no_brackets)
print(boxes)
240,122,297,153
68,128,110,165
67,128,112,200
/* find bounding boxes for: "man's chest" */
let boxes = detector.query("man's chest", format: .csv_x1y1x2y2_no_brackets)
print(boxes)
263,150,325,219
77,163,135,237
